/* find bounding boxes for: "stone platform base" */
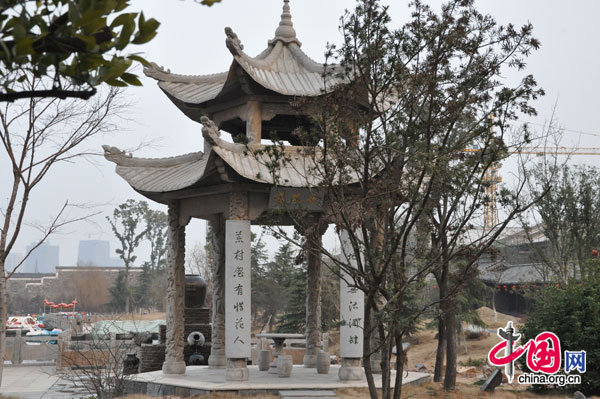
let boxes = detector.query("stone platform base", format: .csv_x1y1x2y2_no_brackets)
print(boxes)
125,365,431,397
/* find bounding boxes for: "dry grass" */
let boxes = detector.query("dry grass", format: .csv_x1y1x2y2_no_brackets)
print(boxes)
400,381,576,399
337,382,597,399
407,307,522,373
85,312,166,324
477,306,521,329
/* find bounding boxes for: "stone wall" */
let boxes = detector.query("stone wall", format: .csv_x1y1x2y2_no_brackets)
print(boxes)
7,266,143,314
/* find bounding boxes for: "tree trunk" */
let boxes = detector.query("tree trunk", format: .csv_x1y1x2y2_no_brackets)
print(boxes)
381,321,392,399
392,333,404,399
0,265,6,386
125,266,130,314
492,288,497,323
433,313,446,382
443,297,457,390
362,294,381,399
369,309,382,374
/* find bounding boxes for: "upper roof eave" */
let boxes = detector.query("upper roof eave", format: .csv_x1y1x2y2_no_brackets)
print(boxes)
142,0,348,107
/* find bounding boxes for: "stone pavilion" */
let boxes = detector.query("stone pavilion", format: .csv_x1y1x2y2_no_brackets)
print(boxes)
104,0,365,382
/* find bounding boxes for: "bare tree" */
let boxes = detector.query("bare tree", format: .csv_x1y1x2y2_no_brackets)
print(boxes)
67,269,111,312
59,319,136,399
256,0,545,397
0,76,124,385
187,241,213,308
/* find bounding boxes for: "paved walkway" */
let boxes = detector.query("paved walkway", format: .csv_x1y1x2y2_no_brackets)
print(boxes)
0,365,86,399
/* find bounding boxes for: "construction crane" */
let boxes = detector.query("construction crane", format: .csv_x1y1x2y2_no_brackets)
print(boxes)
463,113,600,228
473,146,600,228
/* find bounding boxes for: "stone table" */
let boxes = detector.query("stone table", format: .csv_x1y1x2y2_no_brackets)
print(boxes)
256,333,304,374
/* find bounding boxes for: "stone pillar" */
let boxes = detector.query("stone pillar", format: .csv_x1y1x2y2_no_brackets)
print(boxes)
225,192,251,381
303,220,326,368
162,201,187,375
208,215,227,368
338,229,365,381
246,100,262,144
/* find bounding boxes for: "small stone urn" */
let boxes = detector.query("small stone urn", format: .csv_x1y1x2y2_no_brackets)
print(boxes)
258,350,271,371
184,274,207,308
278,354,293,378
316,350,330,374
123,353,140,375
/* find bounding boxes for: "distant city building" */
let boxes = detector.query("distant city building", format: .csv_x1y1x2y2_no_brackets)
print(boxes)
77,240,123,267
5,252,23,273
23,242,59,273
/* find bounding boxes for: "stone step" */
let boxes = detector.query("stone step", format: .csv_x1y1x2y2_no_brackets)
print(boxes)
279,390,338,398
280,397,338,399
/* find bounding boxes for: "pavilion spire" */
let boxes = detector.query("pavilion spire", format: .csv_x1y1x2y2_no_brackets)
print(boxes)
271,0,301,46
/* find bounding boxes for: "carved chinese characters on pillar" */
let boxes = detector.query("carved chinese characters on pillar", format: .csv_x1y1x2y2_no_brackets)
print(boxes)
339,230,364,359
225,220,251,359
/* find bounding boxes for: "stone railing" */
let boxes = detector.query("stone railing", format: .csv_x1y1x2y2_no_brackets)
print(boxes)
56,332,135,371
4,330,57,365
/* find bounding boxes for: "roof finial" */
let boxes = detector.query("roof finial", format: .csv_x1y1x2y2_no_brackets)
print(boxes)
271,0,302,46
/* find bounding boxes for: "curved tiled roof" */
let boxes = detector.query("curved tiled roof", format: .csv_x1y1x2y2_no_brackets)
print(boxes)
143,0,345,107
115,156,211,193
230,41,342,97
108,2,355,195
103,146,212,192
104,143,322,192
143,65,228,105
212,145,322,187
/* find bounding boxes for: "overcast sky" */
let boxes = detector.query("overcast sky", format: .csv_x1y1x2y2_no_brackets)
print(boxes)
2,0,600,267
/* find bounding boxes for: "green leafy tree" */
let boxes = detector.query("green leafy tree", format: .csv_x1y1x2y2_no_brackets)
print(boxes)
250,233,269,326
320,259,340,332
108,270,128,312
134,208,168,310
0,0,160,101
261,242,296,331
520,281,600,394
106,199,149,313
277,257,339,334
145,209,168,271
277,264,306,333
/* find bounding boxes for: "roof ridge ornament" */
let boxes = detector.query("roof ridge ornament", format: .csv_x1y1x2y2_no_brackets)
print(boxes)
144,62,172,79
269,0,302,47
225,27,244,56
201,116,247,153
